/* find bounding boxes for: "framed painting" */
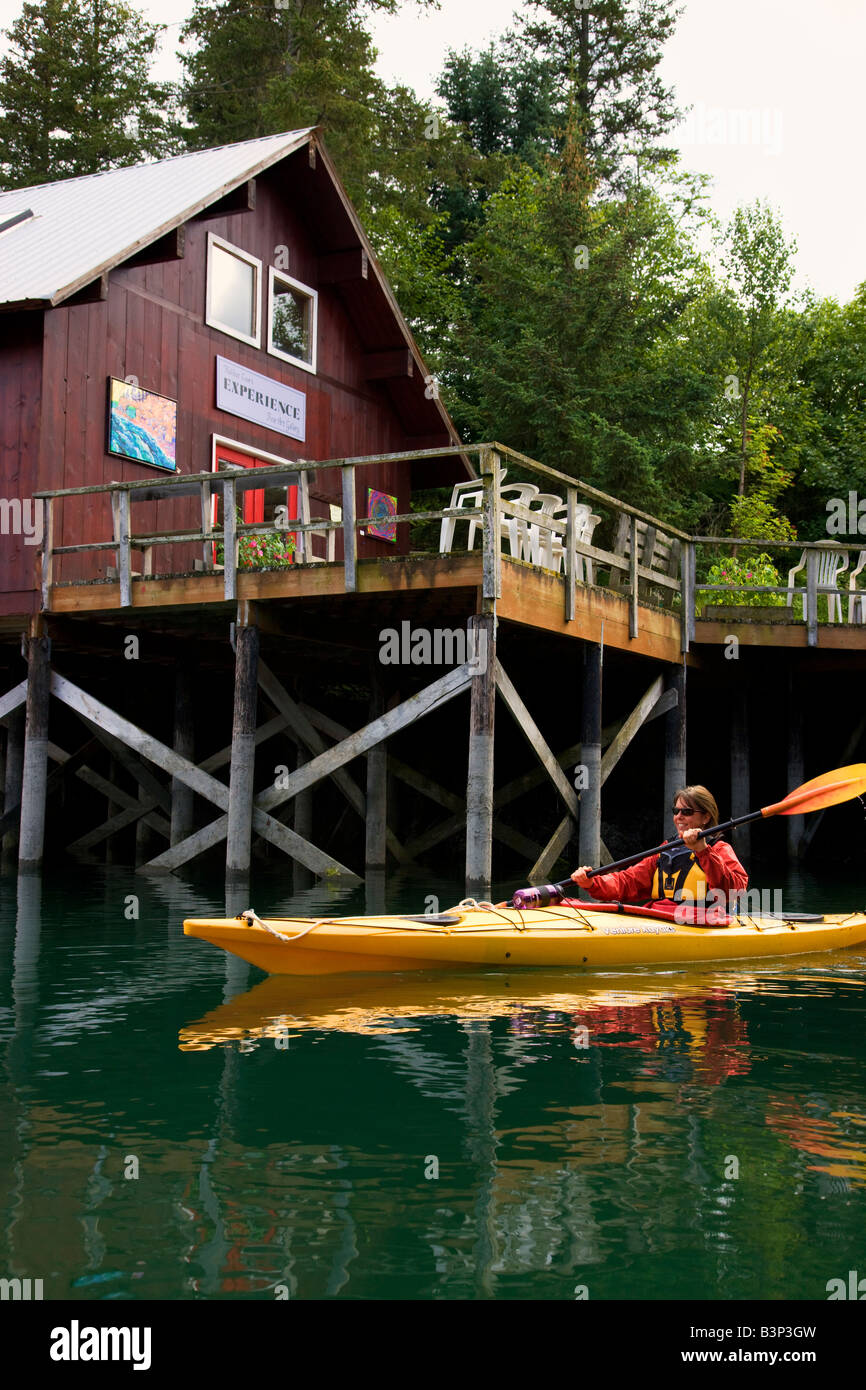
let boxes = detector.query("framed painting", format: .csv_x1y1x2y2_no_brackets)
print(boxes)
107,378,178,472
366,487,398,543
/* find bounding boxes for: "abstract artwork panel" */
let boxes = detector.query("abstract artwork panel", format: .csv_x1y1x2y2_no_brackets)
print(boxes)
367,487,397,543
107,378,178,472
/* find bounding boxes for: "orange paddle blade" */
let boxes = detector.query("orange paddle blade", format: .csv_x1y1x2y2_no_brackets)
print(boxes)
762,764,866,818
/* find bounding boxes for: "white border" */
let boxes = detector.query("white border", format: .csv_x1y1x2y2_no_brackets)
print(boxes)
206,233,262,348
267,265,318,374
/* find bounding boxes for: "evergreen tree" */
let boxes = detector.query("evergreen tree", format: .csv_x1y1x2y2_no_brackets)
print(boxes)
178,0,451,225
511,0,684,188
446,120,712,519
0,0,178,189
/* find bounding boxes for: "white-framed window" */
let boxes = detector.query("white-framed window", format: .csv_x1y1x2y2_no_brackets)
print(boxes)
267,266,317,373
206,233,262,347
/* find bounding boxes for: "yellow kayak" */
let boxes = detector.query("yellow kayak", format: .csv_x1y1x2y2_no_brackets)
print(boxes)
183,902,866,975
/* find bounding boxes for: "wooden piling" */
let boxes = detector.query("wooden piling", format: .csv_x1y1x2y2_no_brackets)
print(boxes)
786,667,804,859
578,642,602,870
292,743,313,893
18,635,52,870
226,622,259,879
663,663,687,834
170,663,195,846
465,613,496,897
2,706,25,862
365,671,387,874
730,685,751,860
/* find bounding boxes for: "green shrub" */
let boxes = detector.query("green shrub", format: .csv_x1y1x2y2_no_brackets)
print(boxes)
697,552,787,610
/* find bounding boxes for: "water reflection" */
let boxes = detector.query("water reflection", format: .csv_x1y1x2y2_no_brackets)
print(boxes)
2,863,865,1300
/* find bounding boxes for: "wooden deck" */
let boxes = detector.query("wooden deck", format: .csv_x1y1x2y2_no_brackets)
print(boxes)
41,553,686,662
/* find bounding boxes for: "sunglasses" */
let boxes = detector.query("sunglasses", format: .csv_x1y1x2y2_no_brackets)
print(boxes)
671,805,697,816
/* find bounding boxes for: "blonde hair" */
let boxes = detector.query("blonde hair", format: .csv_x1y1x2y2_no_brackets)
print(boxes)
674,785,720,829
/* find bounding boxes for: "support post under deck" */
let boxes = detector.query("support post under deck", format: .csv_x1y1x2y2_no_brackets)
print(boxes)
578,642,602,871
292,745,313,893
171,662,195,846
226,621,259,880
365,668,387,875
18,636,51,871
2,707,25,864
465,613,496,898
663,662,687,836
787,667,805,860
730,684,751,861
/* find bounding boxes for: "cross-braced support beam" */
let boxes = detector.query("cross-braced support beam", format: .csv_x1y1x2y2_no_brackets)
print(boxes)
137,659,477,876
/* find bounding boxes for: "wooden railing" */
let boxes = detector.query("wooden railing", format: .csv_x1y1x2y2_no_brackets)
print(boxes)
691,535,866,647
35,442,693,640
33,443,865,649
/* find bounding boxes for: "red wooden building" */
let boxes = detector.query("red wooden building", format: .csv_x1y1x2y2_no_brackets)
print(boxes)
0,128,467,615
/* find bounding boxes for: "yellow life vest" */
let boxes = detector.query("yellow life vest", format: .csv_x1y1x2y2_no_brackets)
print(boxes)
651,844,709,901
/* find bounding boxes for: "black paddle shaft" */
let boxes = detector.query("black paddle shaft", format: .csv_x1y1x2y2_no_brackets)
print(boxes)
552,807,766,892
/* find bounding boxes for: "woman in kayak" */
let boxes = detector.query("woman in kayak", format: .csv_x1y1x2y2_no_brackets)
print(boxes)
570,785,748,909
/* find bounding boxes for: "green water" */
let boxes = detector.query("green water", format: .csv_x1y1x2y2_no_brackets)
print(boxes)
0,860,864,1301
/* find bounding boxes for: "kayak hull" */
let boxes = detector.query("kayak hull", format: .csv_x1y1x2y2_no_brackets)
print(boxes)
183,905,866,975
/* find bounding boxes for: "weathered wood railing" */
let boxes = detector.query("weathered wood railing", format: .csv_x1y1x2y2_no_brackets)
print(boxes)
691,535,866,648
36,444,865,650
35,441,694,640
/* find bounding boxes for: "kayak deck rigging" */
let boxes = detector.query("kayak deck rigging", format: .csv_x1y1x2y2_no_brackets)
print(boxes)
183,899,866,975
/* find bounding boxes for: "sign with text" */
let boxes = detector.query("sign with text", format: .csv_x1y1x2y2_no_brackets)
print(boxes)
216,356,306,441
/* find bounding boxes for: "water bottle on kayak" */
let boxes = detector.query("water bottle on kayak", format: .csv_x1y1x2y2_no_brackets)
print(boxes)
512,883,567,909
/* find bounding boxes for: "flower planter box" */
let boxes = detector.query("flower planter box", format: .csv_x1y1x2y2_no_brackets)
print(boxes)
700,605,792,623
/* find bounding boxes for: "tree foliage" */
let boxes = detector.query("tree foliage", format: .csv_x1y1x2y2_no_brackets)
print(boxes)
511,0,684,187
0,0,178,189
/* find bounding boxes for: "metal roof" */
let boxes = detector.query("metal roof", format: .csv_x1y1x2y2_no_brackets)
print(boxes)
0,130,314,309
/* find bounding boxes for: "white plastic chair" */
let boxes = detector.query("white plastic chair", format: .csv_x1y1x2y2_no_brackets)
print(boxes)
523,493,565,566
297,478,337,563
548,509,601,579
787,548,849,623
438,470,510,553
849,550,866,622
494,483,541,557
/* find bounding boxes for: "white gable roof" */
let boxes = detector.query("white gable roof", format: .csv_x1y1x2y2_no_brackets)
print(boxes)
0,130,313,308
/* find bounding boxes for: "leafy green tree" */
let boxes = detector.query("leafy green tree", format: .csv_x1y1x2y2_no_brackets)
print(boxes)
0,0,178,189
789,286,866,538
714,202,800,498
445,121,713,518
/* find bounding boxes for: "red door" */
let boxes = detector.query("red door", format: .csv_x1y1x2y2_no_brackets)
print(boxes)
215,444,265,524
213,445,298,564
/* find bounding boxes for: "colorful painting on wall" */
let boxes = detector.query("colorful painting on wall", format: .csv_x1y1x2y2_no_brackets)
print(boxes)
107,378,178,471
366,487,398,543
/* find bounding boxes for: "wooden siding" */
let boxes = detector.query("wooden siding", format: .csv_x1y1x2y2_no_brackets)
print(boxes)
3,147,456,606
0,312,42,614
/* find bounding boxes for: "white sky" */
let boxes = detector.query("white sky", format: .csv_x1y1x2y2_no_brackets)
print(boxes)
1,0,864,302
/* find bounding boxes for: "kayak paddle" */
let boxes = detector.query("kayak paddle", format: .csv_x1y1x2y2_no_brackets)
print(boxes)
511,763,866,908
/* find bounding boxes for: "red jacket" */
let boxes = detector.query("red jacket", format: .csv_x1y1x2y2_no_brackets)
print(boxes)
580,839,748,904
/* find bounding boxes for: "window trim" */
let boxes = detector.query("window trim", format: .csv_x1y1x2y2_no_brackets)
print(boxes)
267,265,318,374
206,233,262,348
